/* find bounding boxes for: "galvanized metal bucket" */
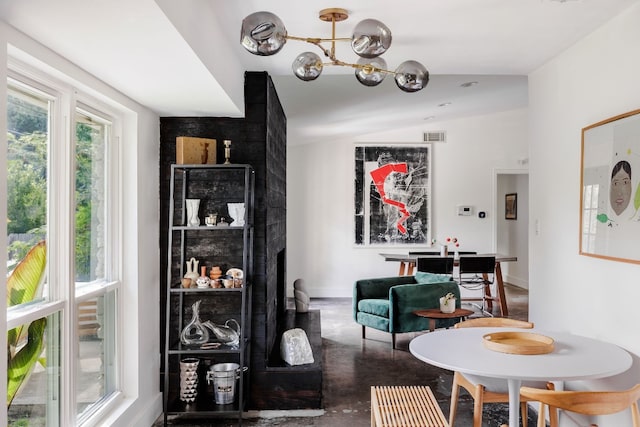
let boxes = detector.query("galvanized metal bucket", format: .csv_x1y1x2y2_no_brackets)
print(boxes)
206,363,247,404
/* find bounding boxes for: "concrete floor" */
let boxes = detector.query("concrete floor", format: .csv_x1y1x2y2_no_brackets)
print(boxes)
157,284,537,427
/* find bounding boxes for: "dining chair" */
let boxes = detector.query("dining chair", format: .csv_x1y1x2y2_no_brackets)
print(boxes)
448,317,541,427
520,383,640,427
416,256,454,275
456,255,496,317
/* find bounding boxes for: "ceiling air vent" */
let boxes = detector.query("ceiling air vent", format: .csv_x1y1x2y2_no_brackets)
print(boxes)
423,131,446,143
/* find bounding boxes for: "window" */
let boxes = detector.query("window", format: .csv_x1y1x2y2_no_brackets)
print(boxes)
582,183,599,253
6,80,48,288
6,66,121,426
6,81,55,426
74,107,119,422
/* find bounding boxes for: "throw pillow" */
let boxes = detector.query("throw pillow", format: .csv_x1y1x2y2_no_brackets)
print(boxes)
415,271,453,284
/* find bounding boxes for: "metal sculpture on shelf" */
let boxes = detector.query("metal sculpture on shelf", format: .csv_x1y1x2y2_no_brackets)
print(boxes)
180,300,241,349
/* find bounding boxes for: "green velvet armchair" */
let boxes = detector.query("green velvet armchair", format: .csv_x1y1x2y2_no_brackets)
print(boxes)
353,274,461,348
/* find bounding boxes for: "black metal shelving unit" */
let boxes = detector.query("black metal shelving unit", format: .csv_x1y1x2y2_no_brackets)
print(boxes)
163,164,254,426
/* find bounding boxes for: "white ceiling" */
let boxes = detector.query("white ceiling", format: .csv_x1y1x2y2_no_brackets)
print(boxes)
1,0,637,144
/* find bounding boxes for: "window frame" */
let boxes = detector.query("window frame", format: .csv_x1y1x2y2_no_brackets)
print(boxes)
5,59,124,427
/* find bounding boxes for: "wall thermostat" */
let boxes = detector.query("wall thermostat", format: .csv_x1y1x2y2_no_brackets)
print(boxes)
456,205,474,216
478,211,486,219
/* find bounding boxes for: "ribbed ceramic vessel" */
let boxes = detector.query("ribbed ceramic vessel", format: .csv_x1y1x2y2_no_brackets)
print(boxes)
179,358,200,402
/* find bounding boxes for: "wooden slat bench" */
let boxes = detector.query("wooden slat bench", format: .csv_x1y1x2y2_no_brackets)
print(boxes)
371,385,449,427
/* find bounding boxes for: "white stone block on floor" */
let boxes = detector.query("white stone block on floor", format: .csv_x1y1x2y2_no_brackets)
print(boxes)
280,328,314,366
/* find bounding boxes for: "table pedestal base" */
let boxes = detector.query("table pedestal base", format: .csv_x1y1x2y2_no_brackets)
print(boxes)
507,378,521,427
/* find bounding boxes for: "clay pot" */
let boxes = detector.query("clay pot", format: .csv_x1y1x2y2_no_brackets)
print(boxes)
209,266,223,280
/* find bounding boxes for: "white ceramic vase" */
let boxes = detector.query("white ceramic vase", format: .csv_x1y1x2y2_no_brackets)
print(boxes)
184,257,200,283
227,202,245,226
439,296,456,313
186,199,200,227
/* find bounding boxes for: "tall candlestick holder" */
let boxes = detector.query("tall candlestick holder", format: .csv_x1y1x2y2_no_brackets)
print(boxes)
224,140,231,164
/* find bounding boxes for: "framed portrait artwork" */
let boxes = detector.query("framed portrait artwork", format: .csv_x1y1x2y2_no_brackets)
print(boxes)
354,144,431,246
505,193,517,220
580,108,640,264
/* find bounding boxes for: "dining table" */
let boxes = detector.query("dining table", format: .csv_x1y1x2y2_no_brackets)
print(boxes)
409,327,632,427
380,252,517,316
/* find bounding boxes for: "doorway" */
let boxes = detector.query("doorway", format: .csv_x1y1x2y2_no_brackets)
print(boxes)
495,170,529,289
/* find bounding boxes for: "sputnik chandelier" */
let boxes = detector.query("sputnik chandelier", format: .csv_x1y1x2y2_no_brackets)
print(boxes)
240,8,429,93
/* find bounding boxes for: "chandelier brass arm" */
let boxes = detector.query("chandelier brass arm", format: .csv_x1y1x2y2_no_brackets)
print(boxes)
285,36,352,44
286,35,400,77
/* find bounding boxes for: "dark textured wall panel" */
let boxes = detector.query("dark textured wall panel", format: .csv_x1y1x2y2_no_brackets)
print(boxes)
160,72,318,410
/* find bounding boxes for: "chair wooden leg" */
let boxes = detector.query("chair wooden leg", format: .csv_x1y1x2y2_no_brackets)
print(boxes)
521,401,528,427
472,384,485,427
546,382,558,427
630,402,640,427
548,405,558,427
537,401,546,427
392,333,396,349
362,325,366,340
449,372,461,426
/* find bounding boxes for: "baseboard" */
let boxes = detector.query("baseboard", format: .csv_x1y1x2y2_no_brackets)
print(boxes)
244,409,325,419
127,393,163,427
306,286,352,298
504,274,528,289
96,393,162,427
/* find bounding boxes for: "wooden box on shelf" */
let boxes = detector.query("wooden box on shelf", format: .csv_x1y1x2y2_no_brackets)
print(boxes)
176,137,217,165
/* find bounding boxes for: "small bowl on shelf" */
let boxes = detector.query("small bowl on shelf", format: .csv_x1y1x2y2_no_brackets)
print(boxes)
222,277,234,288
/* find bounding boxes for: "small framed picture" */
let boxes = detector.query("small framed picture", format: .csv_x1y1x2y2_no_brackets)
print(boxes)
505,193,517,220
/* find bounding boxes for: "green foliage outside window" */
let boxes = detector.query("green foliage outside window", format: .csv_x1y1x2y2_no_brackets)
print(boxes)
6,95,96,278
75,122,99,281
6,93,48,265
6,241,47,408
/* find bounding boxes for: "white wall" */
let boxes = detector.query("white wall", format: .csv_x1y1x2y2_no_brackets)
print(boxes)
529,3,640,426
0,23,162,427
287,108,529,297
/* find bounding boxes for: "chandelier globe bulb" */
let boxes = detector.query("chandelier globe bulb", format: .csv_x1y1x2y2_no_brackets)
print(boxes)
394,60,429,93
355,57,388,86
240,11,287,56
292,52,324,81
351,18,392,58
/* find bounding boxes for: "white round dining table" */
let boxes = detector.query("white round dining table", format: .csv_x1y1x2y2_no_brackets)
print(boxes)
409,327,632,427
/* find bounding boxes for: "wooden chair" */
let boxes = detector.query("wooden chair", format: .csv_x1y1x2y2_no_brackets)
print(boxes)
448,318,538,427
520,384,640,427
456,255,496,317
